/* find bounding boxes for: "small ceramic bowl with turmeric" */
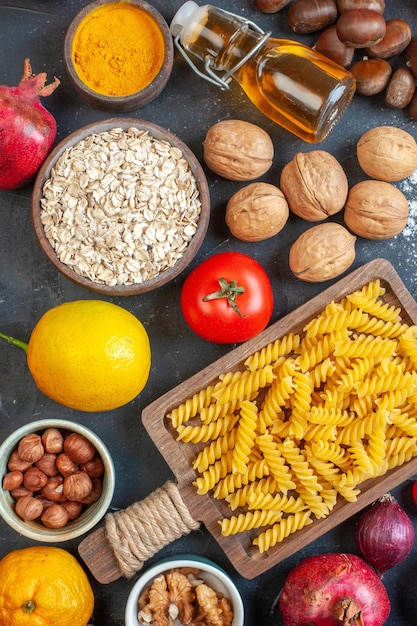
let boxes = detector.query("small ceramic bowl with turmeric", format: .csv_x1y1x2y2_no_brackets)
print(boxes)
64,0,174,111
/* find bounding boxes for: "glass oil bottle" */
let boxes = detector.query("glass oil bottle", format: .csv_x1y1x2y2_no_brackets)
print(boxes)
170,2,356,143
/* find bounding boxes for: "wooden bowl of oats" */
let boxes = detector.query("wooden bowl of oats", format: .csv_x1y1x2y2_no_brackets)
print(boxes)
32,119,210,295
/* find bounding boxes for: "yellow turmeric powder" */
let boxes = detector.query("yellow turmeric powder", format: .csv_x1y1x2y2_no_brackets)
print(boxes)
71,2,165,97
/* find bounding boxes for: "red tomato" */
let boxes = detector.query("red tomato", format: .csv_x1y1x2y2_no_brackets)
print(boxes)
180,252,274,343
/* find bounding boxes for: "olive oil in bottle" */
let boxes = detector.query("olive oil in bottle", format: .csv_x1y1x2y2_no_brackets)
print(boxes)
171,2,356,143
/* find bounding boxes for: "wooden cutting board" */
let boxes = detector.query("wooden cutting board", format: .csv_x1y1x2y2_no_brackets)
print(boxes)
79,258,417,583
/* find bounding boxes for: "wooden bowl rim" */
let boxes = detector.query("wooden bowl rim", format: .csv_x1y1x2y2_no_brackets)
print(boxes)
63,0,174,110
32,118,211,295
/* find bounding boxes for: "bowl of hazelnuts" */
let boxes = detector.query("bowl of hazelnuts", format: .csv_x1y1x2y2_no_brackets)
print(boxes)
0,419,115,541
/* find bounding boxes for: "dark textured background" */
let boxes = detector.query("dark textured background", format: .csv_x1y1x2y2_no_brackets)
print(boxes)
0,0,417,623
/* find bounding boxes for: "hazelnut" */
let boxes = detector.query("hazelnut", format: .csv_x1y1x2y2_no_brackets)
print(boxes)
7,450,32,473
287,0,338,34
280,150,348,222
344,180,409,239
80,477,103,504
41,476,67,502
15,494,43,521
385,68,416,110
63,471,93,501
10,486,33,499
225,182,289,242
41,427,64,453
289,223,356,282
349,58,392,96
202,120,274,181
17,433,44,463
56,452,79,477
40,503,69,529
81,456,105,478
2,470,23,491
63,433,96,464
61,500,83,520
35,453,58,477
357,126,417,182
23,467,48,492
336,9,386,48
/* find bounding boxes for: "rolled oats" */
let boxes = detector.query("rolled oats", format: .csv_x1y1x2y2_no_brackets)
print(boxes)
40,127,203,287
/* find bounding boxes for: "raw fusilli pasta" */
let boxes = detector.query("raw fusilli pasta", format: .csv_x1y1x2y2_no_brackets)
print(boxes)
167,279,417,554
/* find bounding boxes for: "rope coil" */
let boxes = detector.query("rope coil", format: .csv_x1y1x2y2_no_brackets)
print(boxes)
104,480,201,578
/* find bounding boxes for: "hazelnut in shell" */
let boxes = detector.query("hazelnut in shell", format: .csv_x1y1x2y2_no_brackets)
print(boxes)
357,126,417,182
203,120,274,181
280,150,349,222
225,182,289,242
344,180,409,239
289,223,356,282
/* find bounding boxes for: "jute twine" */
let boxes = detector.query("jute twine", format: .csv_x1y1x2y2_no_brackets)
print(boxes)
104,480,201,578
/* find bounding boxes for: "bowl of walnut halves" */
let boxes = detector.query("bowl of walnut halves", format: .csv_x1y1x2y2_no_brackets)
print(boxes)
124,555,244,626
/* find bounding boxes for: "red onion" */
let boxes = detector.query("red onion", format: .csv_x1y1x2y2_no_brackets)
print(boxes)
355,492,414,577
279,552,390,626
0,58,60,190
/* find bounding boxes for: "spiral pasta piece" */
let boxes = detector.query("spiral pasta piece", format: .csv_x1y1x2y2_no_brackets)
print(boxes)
277,439,322,495
244,332,301,371
334,334,398,359
288,371,313,439
247,492,306,513
213,459,270,499
213,366,275,404
219,509,283,536
256,432,296,493
253,511,313,553
399,326,417,366
192,429,237,473
225,477,280,510
232,400,259,474
193,450,234,495
167,384,217,428
176,413,239,443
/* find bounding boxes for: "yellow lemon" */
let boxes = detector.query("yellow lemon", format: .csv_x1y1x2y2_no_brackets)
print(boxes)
0,546,94,626
26,300,151,412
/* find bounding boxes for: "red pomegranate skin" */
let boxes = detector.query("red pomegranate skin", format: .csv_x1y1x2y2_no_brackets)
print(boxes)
279,553,391,626
0,58,60,190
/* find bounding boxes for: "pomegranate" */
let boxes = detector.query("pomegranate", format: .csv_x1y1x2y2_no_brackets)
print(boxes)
0,58,60,190
279,552,390,626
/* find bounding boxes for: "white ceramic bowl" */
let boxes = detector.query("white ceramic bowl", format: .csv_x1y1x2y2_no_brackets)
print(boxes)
0,419,115,542
125,555,244,626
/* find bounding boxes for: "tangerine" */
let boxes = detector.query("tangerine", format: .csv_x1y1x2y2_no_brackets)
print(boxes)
26,300,151,412
0,546,94,626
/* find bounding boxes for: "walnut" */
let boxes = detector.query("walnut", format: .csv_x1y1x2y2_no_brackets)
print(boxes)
344,180,409,239
203,119,274,181
357,125,417,182
225,182,289,242
137,568,234,626
195,583,227,626
289,223,356,282
280,150,349,221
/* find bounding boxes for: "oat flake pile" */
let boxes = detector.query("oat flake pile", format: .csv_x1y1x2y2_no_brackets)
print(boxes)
40,126,202,286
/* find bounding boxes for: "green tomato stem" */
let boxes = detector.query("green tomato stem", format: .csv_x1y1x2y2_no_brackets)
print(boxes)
202,277,245,317
0,331,28,354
